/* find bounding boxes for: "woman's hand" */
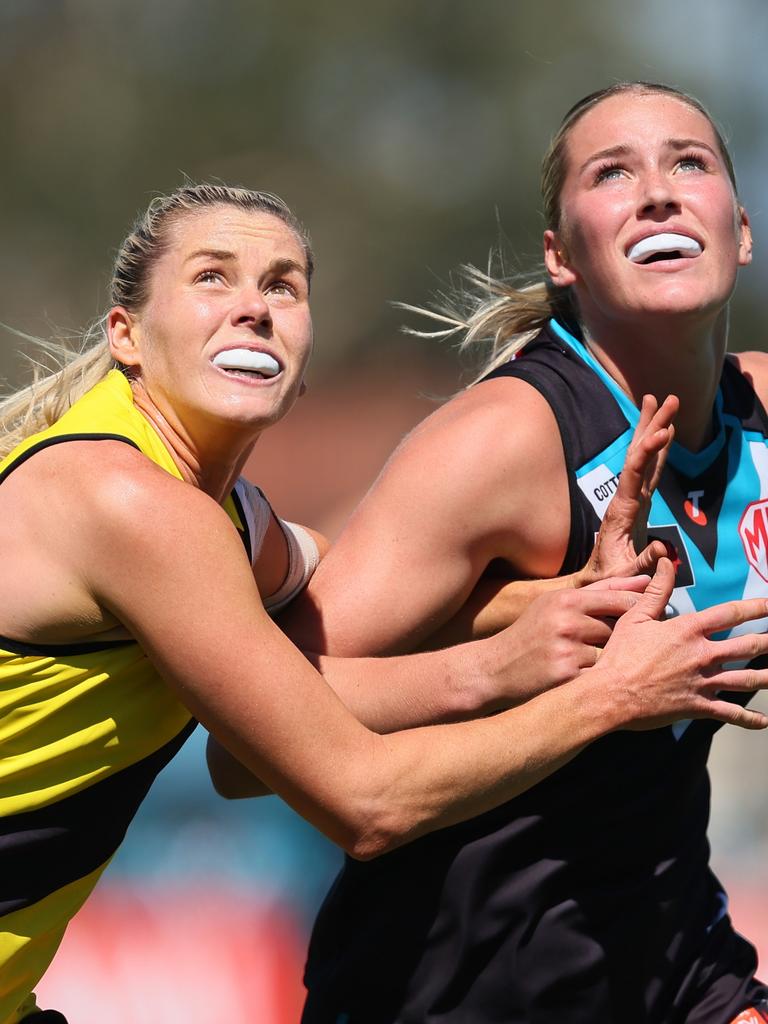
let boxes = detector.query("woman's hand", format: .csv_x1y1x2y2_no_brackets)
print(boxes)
480,577,649,708
591,558,768,731
578,394,679,585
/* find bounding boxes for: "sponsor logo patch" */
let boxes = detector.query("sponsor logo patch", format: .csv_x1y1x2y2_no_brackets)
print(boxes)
577,463,621,521
739,500,768,582
684,489,708,526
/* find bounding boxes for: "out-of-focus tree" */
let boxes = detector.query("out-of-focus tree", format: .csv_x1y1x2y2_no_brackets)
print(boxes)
2,0,765,391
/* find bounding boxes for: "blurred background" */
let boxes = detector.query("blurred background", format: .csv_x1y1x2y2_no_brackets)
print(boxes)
2,0,768,1019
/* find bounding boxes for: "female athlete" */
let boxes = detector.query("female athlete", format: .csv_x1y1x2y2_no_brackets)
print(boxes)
274,84,768,1023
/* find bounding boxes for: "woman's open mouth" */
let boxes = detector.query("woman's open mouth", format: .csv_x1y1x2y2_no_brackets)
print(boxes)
211,347,283,381
626,232,703,265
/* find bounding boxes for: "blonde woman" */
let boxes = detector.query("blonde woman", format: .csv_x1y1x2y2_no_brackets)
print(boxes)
278,85,768,1024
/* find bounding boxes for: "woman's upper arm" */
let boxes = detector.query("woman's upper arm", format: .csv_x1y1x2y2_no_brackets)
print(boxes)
282,377,570,656
44,450,380,840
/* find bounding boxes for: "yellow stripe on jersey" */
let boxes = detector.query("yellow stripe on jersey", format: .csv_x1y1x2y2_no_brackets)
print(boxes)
0,642,191,815
0,864,108,1024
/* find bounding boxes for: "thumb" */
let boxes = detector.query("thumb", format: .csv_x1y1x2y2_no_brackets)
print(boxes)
633,538,668,575
628,557,675,621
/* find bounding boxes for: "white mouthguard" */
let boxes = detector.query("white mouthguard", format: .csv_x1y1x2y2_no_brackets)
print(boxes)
212,349,281,376
627,233,702,263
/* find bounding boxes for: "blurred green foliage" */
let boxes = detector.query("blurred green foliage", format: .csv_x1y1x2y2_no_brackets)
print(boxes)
2,0,766,393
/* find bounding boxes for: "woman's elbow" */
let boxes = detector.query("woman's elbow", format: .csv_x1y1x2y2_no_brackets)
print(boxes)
206,737,271,799
209,774,255,799
334,801,416,861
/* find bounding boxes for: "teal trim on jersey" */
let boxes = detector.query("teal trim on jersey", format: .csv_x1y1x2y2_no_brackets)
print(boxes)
549,318,639,421
549,320,768,639
548,319,727,476
735,425,768,444
665,393,726,477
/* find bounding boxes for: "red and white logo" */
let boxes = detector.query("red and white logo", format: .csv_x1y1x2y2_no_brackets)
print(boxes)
684,489,707,526
739,499,768,582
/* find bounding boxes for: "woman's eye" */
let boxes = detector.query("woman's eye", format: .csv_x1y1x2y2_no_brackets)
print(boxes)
677,154,707,173
594,163,624,185
195,269,223,284
268,281,296,298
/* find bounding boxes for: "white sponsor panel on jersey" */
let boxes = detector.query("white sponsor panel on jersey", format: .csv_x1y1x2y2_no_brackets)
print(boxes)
577,464,620,521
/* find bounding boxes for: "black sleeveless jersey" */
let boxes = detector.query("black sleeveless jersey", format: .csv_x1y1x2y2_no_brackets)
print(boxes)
302,322,768,1024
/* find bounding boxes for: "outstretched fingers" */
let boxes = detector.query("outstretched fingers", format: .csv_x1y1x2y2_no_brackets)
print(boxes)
635,394,679,443
703,665,768,692
637,395,678,486
624,395,679,490
706,629,768,667
697,699,768,730
587,395,678,581
695,597,768,636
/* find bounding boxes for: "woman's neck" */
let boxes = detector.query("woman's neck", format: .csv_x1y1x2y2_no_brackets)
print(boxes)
130,381,256,502
580,309,729,452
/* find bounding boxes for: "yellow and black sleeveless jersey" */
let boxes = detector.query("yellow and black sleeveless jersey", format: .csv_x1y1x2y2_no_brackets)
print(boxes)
0,370,252,1024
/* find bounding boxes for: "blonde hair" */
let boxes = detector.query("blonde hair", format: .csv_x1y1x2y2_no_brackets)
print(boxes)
405,82,738,383
0,183,312,459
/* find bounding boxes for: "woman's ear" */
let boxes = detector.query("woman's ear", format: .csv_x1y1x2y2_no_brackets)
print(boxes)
738,206,753,268
543,230,578,288
107,307,143,368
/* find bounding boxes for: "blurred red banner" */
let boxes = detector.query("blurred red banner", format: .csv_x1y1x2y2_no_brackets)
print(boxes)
35,885,307,1024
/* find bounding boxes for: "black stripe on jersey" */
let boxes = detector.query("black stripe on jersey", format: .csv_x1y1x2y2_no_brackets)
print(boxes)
0,634,134,656
230,486,253,563
485,325,630,575
0,433,141,486
0,717,196,915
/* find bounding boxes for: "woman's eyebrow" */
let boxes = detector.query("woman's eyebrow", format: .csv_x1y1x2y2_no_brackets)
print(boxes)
270,257,307,278
664,137,718,157
182,252,306,277
578,144,632,174
184,248,236,264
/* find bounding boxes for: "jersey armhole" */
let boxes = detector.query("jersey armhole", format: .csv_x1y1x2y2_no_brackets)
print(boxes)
0,433,141,487
483,366,591,578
